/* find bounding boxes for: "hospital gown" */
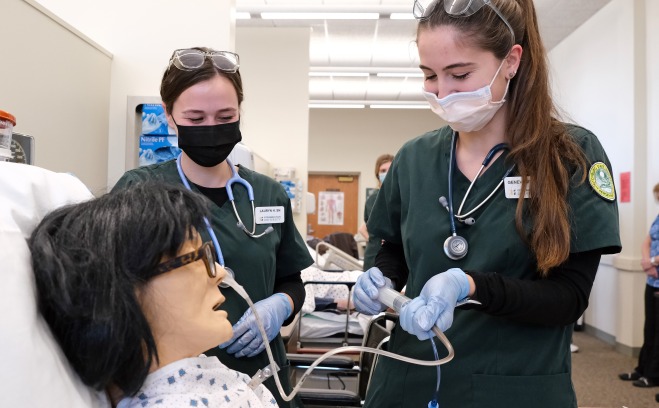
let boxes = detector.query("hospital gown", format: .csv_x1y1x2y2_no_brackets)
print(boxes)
116,355,277,408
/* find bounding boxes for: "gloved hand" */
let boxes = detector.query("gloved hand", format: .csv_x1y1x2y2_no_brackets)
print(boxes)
219,293,292,358
399,268,470,340
353,267,393,315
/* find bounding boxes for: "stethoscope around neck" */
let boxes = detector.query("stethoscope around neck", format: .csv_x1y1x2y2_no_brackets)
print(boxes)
441,132,516,260
176,153,274,266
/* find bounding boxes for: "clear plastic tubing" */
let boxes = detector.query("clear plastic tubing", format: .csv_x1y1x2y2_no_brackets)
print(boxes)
221,275,453,401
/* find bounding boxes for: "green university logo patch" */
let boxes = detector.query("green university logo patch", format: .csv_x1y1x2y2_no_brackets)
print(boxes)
588,162,615,201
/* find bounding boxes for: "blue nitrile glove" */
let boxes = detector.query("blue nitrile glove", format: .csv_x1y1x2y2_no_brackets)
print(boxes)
399,268,470,340
219,293,292,358
353,267,394,315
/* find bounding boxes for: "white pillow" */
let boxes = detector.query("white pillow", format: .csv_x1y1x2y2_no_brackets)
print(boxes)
0,162,107,407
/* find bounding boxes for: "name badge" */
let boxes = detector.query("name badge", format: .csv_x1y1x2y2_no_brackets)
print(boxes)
255,206,285,224
504,177,530,199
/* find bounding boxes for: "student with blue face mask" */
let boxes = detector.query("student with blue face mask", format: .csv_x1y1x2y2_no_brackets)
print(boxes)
112,47,312,408
352,1,620,407
358,154,394,270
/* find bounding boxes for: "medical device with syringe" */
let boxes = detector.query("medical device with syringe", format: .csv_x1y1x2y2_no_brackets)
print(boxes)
221,272,480,407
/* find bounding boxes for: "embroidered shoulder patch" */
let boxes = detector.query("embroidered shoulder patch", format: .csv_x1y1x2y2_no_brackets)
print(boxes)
588,162,615,201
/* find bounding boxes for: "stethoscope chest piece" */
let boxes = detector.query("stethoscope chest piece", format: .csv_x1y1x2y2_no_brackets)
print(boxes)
443,234,468,260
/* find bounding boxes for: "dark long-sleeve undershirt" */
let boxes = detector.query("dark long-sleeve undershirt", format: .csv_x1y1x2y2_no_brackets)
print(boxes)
274,272,305,326
374,241,601,326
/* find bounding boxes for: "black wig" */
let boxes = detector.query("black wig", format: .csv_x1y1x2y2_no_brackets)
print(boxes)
29,181,210,396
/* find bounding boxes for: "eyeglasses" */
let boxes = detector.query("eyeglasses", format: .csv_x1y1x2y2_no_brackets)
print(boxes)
168,49,240,73
413,0,515,44
154,241,217,279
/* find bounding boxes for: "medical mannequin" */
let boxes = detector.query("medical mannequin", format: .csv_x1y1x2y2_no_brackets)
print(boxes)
29,182,277,407
112,47,312,407
353,0,620,407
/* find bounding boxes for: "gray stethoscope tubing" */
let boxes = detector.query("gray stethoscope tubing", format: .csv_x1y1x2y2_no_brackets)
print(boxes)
443,132,515,260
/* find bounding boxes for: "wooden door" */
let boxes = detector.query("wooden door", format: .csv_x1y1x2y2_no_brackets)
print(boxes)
307,173,359,238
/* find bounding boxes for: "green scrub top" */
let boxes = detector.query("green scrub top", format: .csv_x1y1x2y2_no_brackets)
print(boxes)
113,160,313,408
365,125,620,408
363,191,380,270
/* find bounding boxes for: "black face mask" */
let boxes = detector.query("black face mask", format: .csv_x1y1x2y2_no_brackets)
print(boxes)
176,120,242,167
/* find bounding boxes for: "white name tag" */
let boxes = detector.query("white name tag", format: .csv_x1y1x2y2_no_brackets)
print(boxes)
255,206,285,224
504,177,530,199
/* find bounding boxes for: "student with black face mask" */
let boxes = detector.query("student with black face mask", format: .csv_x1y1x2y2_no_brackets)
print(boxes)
112,47,312,408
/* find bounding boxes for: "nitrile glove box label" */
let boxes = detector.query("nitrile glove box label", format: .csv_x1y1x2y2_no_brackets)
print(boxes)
141,104,175,135
139,135,181,167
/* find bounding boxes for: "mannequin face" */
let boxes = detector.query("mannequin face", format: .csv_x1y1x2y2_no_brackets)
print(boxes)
140,233,232,359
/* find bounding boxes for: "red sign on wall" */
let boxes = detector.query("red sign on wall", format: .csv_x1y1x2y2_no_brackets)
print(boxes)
619,172,631,203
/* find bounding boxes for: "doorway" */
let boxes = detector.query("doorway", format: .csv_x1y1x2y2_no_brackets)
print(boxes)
307,172,360,238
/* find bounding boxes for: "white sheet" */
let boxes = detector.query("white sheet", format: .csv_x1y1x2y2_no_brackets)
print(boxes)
0,162,107,408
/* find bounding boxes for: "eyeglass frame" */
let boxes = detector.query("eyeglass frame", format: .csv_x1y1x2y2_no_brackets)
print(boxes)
413,0,516,45
152,241,217,279
167,49,240,73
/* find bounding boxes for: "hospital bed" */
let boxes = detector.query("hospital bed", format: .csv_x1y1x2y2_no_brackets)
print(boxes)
294,313,399,408
0,162,105,407
282,241,366,354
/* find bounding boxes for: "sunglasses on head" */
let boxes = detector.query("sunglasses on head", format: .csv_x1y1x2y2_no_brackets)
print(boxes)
413,0,515,44
168,49,240,73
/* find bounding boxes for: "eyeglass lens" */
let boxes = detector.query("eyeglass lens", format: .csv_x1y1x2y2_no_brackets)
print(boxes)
173,50,239,73
202,243,217,278
444,0,484,17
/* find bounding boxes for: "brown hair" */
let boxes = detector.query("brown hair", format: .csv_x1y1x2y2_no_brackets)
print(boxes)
654,183,659,196
374,154,394,181
417,0,587,275
160,47,244,115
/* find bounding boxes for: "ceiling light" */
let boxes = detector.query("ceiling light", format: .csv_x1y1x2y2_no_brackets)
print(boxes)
389,13,415,20
309,72,370,77
369,104,429,109
309,103,366,109
261,12,380,20
376,72,423,78
235,12,251,19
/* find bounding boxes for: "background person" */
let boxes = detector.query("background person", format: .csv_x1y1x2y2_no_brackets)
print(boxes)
112,47,312,407
29,182,277,407
358,153,393,270
352,0,621,407
619,183,659,390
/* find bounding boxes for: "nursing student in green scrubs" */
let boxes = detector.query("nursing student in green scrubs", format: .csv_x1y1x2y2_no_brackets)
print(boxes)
358,153,393,270
112,47,312,407
352,1,621,407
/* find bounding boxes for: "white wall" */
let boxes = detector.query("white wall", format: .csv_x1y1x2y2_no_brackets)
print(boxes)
33,0,236,189
308,108,445,226
1,0,111,194
647,0,659,222
236,27,311,234
549,0,655,351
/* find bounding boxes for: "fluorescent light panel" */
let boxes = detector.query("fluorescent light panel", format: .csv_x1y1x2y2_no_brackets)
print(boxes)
236,11,251,19
376,72,423,78
389,13,415,20
309,103,365,109
370,104,429,109
309,72,370,77
261,12,379,20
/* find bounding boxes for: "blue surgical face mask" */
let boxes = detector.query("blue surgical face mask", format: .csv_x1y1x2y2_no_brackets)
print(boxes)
378,172,387,184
